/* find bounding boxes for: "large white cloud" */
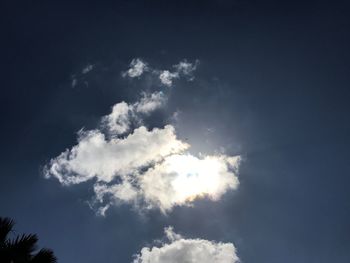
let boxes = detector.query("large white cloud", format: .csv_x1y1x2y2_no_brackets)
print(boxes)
45,59,240,214
133,227,239,263
45,125,189,185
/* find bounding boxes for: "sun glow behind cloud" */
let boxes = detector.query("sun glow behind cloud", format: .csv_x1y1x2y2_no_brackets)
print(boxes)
169,155,239,202
140,153,239,213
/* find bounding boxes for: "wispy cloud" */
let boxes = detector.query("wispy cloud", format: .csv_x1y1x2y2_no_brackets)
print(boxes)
133,227,239,263
70,63,95,88
122,58,200,87
173,59,199,80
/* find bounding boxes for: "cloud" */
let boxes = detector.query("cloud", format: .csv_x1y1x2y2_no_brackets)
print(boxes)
45,124,188,185
102,91,166,135
103,101,132,135
123,58,148,78
133,227,239,263
135,92,167,114
82,64,94,74
71,77,78,88
140,154,240,213
122,58,199,87
159,71,179,86
45,59,240,215
158,60,199,86
173,59,199,80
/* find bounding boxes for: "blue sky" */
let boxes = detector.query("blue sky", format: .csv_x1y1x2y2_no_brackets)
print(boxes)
1,1,350,262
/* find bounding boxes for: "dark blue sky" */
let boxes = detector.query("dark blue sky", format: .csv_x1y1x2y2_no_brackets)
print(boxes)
1,1,350,262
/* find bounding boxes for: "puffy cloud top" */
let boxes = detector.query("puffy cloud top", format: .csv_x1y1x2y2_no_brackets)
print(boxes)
133,227,239,263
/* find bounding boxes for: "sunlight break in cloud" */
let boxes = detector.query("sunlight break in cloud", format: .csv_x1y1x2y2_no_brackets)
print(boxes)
132,227,239,263
44,59,240,214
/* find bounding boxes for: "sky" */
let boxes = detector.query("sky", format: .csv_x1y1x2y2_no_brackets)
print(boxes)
1,0,350,262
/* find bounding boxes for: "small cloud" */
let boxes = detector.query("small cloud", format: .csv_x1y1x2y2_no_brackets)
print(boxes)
101,91,166,135
173,59,200,80
132,227,239,263
82,64,94,74
102,101,132,135
96,204,110,217
122,58,148,78
135,91,167,114
71,77,78,88
159,70,179,87
140,153,240,213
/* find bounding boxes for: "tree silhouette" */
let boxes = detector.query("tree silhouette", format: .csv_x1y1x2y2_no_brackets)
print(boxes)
0,217,57,263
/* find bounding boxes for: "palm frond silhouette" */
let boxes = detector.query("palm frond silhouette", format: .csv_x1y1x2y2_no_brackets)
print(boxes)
0,217,57,263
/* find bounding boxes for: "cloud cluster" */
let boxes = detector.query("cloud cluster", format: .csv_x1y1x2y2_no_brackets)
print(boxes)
122,58,199,87
133,227,239,263
45,59,240,215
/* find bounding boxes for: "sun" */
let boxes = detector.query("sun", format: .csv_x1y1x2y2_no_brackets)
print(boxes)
164,154,229,203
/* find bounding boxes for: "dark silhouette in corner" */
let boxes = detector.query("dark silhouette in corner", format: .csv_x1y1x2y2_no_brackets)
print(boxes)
0,217,57,263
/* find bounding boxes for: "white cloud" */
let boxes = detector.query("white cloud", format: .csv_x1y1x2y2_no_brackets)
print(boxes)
45,60,240,215
157,60,199,86
134,92,167,114
45,125,189,185
45,120,239,213
82,64,94,74
159,71,179,86
122,58,199,86
94,181,138,204
174,59,199,79
140,154,240,213
123,58,148,78
103,101,132,135
102,91,166,135
133,227,239,263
